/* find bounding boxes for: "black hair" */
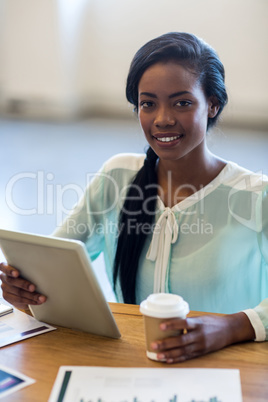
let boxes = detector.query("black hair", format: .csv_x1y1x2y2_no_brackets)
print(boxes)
126,32,228,130
113,146,158,304
113,32,228,304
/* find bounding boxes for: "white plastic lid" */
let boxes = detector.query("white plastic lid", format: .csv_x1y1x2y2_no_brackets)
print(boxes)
140,293,189,319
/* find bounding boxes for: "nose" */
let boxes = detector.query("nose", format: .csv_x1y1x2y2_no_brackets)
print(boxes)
154,106,176,128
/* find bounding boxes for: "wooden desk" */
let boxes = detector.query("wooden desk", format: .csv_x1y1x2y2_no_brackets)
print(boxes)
1,303,267,401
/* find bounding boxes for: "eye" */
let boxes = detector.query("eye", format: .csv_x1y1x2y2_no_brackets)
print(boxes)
175,100,192,107
139,101,154,109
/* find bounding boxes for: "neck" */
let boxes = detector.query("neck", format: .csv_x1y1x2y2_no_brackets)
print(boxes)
157,146,226,206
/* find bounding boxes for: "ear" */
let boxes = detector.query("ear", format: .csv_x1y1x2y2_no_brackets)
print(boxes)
208,96,220,118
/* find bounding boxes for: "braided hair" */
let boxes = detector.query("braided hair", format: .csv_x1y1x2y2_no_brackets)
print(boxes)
113,147,158,304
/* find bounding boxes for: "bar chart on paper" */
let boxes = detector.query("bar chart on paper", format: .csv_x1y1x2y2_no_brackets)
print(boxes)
48,367,242,402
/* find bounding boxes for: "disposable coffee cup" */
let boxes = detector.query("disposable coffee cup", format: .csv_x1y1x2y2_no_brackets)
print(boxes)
140,293,189,361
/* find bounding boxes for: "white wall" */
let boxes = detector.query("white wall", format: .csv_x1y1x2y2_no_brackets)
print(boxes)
0,0,267,127
1,2,59,106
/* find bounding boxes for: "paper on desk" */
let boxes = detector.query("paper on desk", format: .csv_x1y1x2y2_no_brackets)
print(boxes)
0,304,56,348
0,364,35,399
48,366,242,402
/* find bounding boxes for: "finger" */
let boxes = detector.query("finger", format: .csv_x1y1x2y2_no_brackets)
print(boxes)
3,289,46,309
154,332,203,363
152,330,196,352
159,342,202,364
2,283,46,306
0,273,37,293
160,317,198,332
1,275,47,303
0,262,20,278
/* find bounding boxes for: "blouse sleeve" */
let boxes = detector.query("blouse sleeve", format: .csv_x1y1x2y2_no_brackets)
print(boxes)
244,184,268,341
243,302,267,341
52,163,109,261
256,184,268,262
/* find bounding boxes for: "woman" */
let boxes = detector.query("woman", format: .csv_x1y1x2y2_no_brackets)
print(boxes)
1,32,267,363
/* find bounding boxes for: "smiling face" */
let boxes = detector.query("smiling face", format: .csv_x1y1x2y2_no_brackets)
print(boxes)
138,62,219,164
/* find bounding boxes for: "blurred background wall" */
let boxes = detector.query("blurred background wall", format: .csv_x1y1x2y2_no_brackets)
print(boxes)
0,0,267,128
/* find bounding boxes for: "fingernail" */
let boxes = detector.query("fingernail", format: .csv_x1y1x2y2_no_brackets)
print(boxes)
11,270,18,277
160,323,167,330
158,353,166,360
38,295,46,303
28,284,35,292
166,358,174,364
151,342,158,350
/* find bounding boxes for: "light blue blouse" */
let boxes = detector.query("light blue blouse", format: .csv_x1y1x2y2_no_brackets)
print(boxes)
53,153,268,341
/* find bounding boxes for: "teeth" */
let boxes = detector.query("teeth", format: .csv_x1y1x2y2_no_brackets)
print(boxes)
156,136,181,142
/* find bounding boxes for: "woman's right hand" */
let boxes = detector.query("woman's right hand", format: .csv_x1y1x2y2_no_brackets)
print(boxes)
0,262,47,309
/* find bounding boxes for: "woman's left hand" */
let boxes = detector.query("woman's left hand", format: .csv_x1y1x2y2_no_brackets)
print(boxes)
151,312,255,363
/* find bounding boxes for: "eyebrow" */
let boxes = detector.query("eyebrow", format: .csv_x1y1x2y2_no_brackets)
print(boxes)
139,91,192,99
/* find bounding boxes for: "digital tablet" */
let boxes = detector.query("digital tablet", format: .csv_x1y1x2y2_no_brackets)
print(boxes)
0,229,121,339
